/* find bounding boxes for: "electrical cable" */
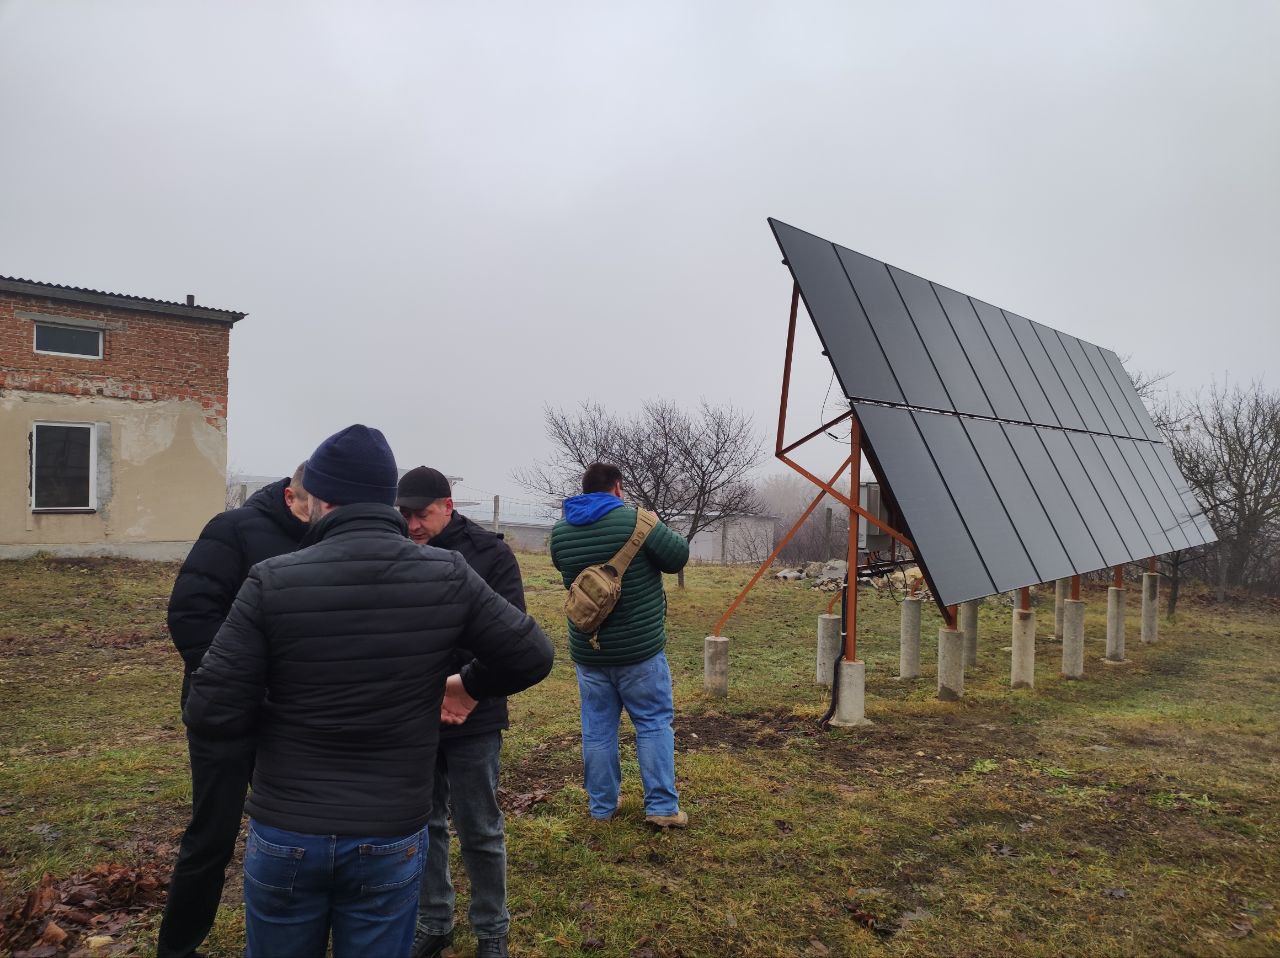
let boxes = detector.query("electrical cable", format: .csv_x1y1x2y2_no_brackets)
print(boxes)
818,577,847,730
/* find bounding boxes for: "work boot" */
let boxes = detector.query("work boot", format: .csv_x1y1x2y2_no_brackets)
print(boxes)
411,927,454,958
476,935,510,958
645,809,689,829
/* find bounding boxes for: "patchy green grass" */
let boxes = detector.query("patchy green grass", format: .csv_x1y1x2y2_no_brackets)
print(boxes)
1,555,1278,956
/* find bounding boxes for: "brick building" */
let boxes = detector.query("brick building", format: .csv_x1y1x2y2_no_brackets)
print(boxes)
0,276,245,558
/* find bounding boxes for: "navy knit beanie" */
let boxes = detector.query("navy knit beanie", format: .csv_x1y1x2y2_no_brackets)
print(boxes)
303,424,399,506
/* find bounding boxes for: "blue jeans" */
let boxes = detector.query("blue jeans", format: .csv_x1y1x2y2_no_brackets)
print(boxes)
243,820,425,958
418,731,509,939
575,651,679,819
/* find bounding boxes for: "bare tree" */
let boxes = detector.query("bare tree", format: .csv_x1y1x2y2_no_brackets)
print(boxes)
519,399,764,587
756,472,851,564
1171,382,1280,598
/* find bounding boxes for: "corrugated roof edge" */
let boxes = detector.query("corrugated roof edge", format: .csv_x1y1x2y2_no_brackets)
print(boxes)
0,275,246,324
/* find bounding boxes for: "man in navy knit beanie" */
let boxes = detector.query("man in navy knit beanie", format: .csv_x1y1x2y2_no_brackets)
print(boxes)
183,424,554,958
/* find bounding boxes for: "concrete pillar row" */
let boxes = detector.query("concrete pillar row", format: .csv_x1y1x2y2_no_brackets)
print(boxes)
1054,577,1069,641
899,597,922,680
829,660,873,727
959,599,979,668
1105,587,1126,663
1062,599,1086,679
937,627,965,701
1141,573,1160,644
816,614,841,686
1011,608,1036,689
703,636,729,695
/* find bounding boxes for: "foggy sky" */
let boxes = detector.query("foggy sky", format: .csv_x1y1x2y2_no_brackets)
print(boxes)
2,0,1275,503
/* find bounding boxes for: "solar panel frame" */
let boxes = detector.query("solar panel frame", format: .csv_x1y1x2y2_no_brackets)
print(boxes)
1099,348,1166,442
1115,438,1193,552
933,284,1027,421
912,410,1041,592
769,220,905,406
971,300,1059,426
836,246,954,412
768,217,1217,606
1094,434,1174,556
1051,330,1120,434
1003,310,1086,431
889,267,996,418
960,417,1077,584
853,403,997,606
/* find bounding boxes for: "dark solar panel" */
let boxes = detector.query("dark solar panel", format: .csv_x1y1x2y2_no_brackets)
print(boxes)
770,217,1216,604
854,403,996,605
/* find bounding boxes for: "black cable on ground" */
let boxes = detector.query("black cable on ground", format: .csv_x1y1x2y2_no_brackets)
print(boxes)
818,579,847,730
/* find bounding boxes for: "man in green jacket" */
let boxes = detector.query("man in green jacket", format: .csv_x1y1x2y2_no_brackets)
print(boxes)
549,462,691,827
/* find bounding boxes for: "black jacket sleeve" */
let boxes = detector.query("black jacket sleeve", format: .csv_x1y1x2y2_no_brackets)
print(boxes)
488,542,526,613
453,556,553,700
182,570,270,741
167,512,246,670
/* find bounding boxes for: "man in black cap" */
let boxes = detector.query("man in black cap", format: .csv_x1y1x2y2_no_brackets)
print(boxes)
184,426,553,958
397,466,523,958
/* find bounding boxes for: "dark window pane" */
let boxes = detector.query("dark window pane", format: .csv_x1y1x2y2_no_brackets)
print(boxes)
33,425,92,509
35,323,101,357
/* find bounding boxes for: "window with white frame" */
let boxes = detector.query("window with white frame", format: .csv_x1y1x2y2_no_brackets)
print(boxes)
31,423,96,511
33,322,103,359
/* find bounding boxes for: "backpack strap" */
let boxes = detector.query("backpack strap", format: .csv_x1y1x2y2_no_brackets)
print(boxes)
606,509,658,578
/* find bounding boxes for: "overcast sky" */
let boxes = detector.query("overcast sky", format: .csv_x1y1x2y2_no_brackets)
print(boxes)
1,1,1275,503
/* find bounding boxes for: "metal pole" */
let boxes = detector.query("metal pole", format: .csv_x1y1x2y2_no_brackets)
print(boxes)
775,282,800,454
1019,586,1032,612
1113,565,1124,589
844,417,862,662
492,495,500,533
1071,574,1081,601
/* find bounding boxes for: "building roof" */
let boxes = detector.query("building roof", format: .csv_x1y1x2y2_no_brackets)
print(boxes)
0,275,246,325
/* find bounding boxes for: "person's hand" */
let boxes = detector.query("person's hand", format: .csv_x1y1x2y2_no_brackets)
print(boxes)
440,673,478,725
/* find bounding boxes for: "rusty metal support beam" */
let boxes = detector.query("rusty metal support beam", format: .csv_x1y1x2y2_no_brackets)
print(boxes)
1070,574,1081,601
712,456,853,637
1019,586,1032,612
1113,565,1124,590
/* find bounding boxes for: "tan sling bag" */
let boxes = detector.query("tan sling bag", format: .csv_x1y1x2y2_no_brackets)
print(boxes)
564,509,659,649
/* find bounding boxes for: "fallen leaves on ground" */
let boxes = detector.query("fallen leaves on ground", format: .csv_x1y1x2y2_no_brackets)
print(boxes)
0,860,170,957
498,786,550,816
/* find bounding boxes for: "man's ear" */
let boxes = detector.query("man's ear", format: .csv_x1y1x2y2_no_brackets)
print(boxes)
443,497,455,515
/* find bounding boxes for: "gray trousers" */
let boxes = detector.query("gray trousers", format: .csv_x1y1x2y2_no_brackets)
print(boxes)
418,730,509,939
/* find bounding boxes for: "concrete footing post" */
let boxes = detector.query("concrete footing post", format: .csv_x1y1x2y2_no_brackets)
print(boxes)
703,636,729,696
829,659,873,727
1062,599,1086,679
1011,609,1036,689
1105,587,1126,662
1141,573,1159,644
1054,577,1069,640
937,627,965,701
899,597,922,679
960,599,979,667
816,614,841,686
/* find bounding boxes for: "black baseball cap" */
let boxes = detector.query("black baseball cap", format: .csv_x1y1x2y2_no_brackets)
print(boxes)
395,466,452,510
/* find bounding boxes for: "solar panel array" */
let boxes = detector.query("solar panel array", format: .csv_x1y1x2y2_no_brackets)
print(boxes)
769,218,1216,608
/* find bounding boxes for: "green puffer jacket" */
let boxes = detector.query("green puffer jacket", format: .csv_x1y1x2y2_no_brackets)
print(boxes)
550,505,690,666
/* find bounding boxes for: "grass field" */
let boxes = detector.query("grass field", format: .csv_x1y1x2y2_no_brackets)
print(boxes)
1,554,1277,957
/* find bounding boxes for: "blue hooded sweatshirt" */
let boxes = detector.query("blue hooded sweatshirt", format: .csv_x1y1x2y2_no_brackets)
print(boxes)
563,492,626,526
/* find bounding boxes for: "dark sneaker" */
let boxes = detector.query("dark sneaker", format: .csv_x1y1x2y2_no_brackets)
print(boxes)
411,928,454,958
476,935,510,958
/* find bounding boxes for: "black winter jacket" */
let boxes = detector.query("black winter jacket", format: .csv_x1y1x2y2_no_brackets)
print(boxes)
430,512,525,740
182,504,554,837
168,478,307,678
